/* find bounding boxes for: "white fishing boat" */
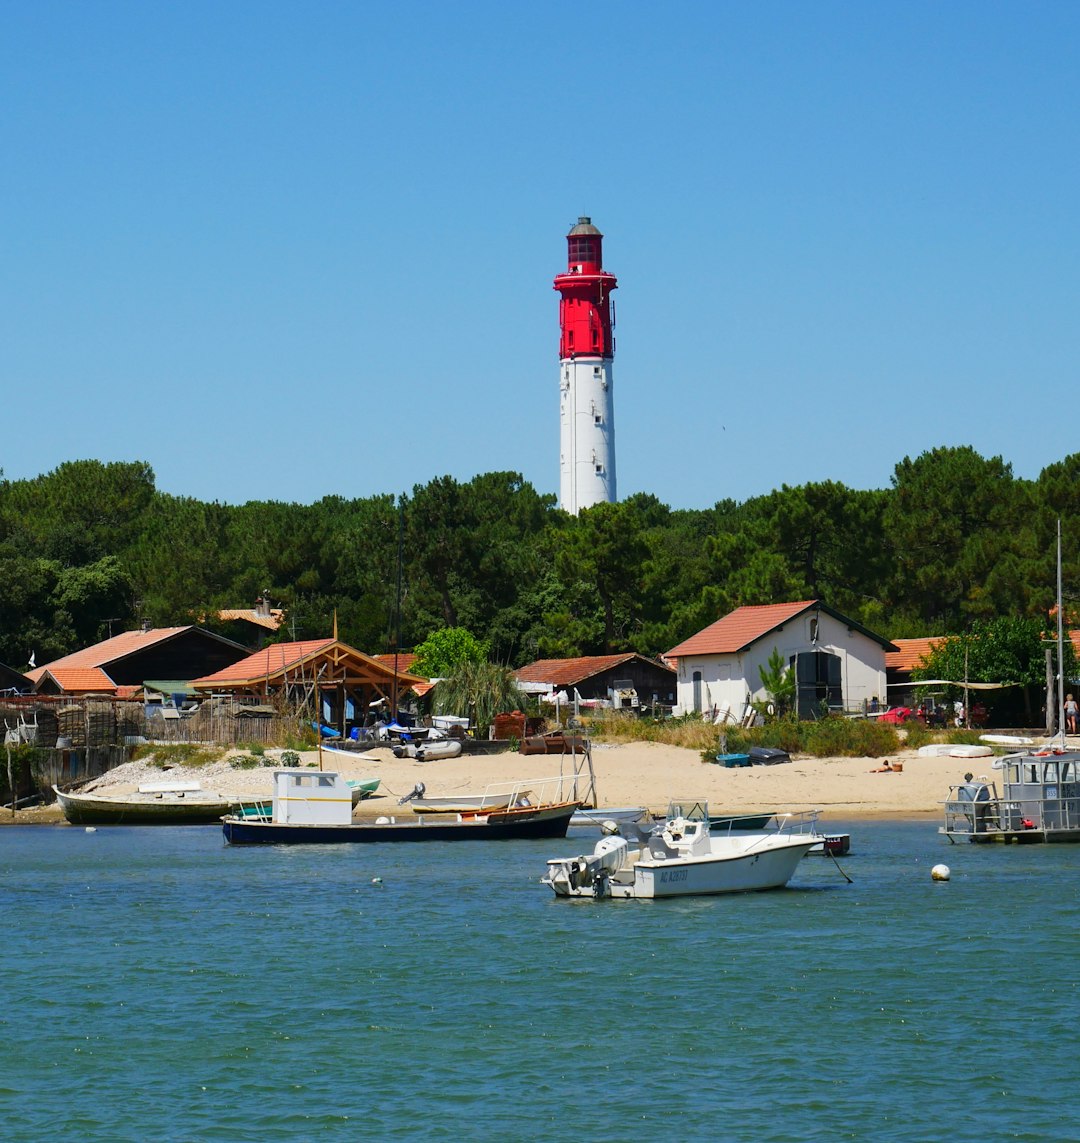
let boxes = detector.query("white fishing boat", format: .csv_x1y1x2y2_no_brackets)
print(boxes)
542,800,820,899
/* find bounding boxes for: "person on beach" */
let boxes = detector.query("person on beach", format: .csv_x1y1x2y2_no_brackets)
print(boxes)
1066,694,1078,735
870,760,894,773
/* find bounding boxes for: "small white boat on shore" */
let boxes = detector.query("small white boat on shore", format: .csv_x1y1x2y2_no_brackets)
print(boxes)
408,792,514,814
542,800,820,900
979,734,1034,747
569,805,651,829
415,739,463,762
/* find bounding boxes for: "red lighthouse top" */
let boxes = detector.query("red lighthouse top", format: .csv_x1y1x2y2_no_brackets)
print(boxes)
554,216,617,360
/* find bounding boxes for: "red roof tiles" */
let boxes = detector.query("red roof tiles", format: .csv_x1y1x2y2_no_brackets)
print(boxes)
26,627,193,684
36,667,117,693
885,637,946,672
515,654,670,687
195,640,335,685
666,602,817,658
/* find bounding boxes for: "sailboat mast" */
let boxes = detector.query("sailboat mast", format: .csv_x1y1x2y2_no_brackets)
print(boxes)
1058,518,1066,744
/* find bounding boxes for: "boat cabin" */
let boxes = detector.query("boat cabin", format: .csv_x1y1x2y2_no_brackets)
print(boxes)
943,750,1080,843
271,769,353,826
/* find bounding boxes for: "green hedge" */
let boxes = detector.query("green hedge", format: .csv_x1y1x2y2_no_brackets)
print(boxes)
705,716,902,760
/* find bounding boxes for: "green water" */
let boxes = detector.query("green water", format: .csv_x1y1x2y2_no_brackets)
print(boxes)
1,822,1078,1141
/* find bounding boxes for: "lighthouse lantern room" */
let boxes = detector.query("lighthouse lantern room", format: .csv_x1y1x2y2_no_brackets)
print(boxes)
554,216,617,514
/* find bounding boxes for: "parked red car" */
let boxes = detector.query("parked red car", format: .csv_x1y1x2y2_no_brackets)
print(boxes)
879,706,919,724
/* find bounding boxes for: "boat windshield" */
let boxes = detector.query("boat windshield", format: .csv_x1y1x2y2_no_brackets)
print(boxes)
666,799,709,822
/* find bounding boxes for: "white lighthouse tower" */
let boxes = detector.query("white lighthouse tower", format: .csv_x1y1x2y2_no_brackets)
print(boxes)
554,216,617,514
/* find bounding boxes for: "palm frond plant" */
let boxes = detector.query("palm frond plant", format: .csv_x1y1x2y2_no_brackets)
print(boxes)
434,661,527,737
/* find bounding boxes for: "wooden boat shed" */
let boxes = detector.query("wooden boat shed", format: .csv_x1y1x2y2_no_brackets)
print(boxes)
191,639,428,739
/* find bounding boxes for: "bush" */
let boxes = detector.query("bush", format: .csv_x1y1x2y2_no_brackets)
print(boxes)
229,756,260,770
700,715,901,761
901,720,933,749
280,750,300,767
136,744,222,769
945,728,986,746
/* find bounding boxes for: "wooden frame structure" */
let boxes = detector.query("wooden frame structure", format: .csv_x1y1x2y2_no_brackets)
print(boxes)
191,639,428,737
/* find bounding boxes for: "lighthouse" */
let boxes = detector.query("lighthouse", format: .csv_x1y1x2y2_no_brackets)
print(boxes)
554,216,617,514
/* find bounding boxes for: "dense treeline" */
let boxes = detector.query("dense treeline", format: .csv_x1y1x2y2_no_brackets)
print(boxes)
1,447,1077,671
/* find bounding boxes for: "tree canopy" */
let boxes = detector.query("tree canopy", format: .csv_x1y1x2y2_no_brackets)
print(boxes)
3,447,1080,681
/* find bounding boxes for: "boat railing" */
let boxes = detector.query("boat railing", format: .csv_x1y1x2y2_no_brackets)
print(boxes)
942,783,1005,835
233,797,274,821
769,810,822,838
478,774,582,809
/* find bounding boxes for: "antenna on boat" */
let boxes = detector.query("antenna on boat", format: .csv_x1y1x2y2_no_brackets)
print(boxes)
1057,518,1066,749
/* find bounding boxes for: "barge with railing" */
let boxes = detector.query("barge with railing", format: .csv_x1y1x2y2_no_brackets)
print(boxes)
941,748,1080,844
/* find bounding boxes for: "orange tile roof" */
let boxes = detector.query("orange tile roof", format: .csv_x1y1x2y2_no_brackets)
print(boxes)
885,637,946,672
26,627,193,684
373,653,420,673
195,640,336,685
37,667,117,693
515,654,671,687
193,640,429,691
666,602,817,658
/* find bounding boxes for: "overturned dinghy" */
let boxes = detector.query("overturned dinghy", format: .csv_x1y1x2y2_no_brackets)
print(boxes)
542,800,820,900
415,739,463,762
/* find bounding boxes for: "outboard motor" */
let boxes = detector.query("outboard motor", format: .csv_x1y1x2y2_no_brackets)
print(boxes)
398,782,426,805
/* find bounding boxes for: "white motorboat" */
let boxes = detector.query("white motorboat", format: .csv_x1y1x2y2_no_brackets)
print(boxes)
542,800,820,899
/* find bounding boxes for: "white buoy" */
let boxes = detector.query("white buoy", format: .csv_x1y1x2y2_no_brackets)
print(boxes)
931,863,950,881
371,877,383,885
85,826,97,833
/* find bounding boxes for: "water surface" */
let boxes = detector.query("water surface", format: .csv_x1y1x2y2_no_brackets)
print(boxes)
1,821,1077,1140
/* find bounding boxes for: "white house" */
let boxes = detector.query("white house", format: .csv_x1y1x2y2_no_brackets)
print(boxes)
665,601,897,721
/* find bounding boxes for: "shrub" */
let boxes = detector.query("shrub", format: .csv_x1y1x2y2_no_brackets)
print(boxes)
945,728,986,746
136,744,221,769
901,720,933,749
229,756,260,770
700,715,901,761
279,750,300,767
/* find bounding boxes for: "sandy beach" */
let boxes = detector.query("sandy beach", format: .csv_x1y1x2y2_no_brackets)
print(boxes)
3,739,1008,824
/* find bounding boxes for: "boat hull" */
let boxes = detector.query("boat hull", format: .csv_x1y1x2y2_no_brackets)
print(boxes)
546,834,816,899
617,837,814,898
54,787,235,825
409,794,514,813
222,802,579,844
569,806,650,828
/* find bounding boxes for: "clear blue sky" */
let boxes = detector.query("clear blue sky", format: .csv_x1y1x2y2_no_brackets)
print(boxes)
3,1,1078,510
